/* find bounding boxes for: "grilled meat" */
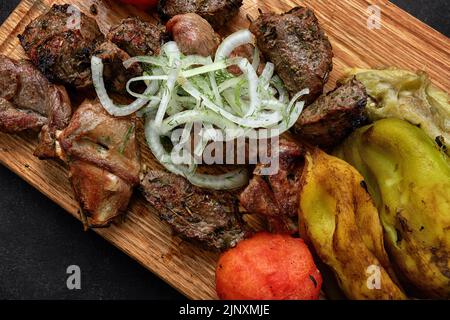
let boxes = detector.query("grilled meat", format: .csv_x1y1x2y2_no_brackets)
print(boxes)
94,41,142,93
58,100,140,228
240,138,305,234
19,4,104,88
293,78,368,149
158,0,243,28
0,55,72,157
141,170,247,251
107,17,165,57
166,13,220,57
34,84,72,158
250,7,333,104
0,99,47,133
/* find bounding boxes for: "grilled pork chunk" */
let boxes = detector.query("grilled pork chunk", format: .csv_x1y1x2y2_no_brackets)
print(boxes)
293,78,368,149
19,4,104,88
0,54,72,158
250,7,333,104
158,0,243,29
240,138,305,234
58,100,140,228
19,4,148,94
107,17,165,57
141,170,247,251
166,13,220,57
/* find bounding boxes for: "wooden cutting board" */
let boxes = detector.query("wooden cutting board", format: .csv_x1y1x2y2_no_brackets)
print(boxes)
0,0,448,300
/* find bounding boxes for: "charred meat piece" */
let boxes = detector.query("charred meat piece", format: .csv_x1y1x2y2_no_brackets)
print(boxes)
93,41,142,94
141,170,247,251
166,13,220,57
19,4,104,88
58,100,140,228
293,78,368,149
240,138,304,234
250,7,333,104
0,55,72,157
158,0,243,29
107,17,165,57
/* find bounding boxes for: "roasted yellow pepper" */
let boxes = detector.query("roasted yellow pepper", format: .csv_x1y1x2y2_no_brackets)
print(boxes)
336,118,450,298
298,148,406,300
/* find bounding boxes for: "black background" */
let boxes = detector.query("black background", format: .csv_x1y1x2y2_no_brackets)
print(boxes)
0,0,448,299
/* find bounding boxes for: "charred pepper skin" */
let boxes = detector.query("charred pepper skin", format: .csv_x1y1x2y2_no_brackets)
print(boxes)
336,118,450,299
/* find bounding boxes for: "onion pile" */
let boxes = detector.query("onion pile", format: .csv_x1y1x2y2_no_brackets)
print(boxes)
91,29,308,190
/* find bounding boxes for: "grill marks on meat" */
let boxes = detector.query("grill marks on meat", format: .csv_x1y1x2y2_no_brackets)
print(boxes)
250,7,333,105
293,78,368,149
141,170,247,251
58,100,140,228
240,138,304,234
158,0,243,28
0,55,72,157
166,13,220,57
107,17,165,57
19,4,104,88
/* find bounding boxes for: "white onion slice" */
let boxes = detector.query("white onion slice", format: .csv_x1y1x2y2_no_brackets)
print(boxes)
92,56,151,117
215,29,255,61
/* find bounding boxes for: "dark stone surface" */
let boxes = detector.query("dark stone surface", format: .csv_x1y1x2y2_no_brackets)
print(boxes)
0,0,448,299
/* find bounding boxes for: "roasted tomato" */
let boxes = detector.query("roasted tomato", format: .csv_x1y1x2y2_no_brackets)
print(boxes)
118,0,158,10
216,232,322,300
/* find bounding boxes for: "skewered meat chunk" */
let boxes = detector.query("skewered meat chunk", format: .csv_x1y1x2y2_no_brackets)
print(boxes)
166,13,220,57
158,0,243,28
250,7,333,104
293,78,368,149
0,55,72,158
19,4,104,88
141,170,247,251
107,17,165,57
239,138,304,234
58,100,140,228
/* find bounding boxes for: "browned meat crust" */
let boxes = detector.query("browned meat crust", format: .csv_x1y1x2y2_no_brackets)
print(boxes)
240,138,305,234
107,17,165,57
166,13,220,57
58,100,140,228
250,6,333,105
0,54,72,157
69,161,134,228
141,170,247,251
293,78,368,149
158,0,243,29
19,4,104,88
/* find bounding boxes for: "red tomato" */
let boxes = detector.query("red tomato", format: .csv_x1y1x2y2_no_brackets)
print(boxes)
216,232,323,300
118,0,158,10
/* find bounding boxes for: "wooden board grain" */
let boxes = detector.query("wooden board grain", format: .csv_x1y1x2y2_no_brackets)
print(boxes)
0,0,448,300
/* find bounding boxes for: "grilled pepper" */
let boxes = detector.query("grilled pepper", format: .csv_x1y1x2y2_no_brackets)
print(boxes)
298,148,406,300
336,118,450,298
